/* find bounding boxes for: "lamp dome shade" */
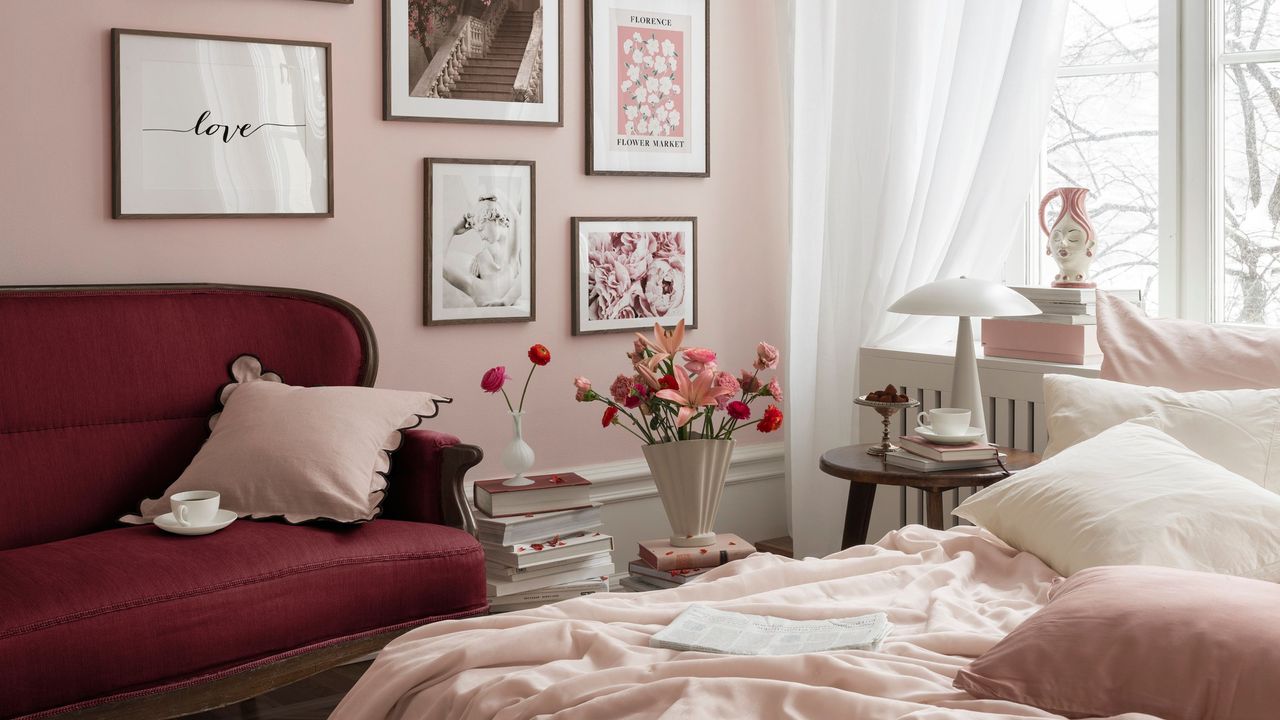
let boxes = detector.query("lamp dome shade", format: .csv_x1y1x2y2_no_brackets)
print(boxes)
888,277,1040,318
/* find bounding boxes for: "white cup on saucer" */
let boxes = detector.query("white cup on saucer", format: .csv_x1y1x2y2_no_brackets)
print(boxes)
171,490,221,527
917,408,971,436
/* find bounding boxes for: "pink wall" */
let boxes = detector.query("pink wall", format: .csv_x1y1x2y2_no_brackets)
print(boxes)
0,0,788,478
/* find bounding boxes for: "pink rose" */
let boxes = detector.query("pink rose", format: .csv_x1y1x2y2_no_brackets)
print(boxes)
754,342,780,371
682,347,717,374
573,376,595,402
610,373,633,404
726,400,751,421
714,371,741,409
739,370,762,394
481,366,509,393
767,377,783,402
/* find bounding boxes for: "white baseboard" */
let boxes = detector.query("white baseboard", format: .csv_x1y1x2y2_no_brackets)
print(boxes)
573,442,785,505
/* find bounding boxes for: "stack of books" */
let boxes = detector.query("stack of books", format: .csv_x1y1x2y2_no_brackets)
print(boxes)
474,473,614,612
620,533,755,592
886,435,1004,472
981,286,1142,365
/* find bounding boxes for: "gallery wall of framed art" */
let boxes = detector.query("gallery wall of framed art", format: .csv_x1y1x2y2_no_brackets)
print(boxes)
585,0,709,176
384,0,564,125
112,29,333,218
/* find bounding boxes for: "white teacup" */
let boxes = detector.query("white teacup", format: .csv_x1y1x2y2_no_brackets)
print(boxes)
917,408,972,436
171,490,221,527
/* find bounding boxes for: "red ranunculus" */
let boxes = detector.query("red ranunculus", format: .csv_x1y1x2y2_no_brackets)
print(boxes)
757,405,784,433
726,400,751,420
528,344,551,366
602,406,619,428
659,374,679,391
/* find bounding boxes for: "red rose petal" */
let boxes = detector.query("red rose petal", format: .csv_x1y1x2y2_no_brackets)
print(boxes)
531,543,544,551
699,548,708,554
665,551,674,556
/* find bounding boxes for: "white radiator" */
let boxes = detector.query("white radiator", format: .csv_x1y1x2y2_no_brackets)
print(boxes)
857,346,1098,539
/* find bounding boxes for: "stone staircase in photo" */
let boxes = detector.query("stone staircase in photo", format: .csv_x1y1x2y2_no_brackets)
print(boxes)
451,11,534,101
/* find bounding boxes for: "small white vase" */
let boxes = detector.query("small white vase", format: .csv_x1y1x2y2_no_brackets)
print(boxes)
501,411,535,487
642,438,734,547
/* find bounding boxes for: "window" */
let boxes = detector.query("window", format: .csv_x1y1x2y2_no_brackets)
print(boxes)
1028,0,1280,325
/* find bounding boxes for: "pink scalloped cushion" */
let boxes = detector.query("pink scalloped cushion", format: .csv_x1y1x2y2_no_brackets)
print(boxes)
1097,291,1280,390
956,565,1280,719
124,380,448,524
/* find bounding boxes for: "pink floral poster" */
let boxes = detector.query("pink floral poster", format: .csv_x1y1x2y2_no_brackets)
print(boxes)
588,1,707,175
573,218,697,334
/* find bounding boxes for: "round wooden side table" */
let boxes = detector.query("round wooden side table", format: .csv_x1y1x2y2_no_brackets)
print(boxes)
819,444,1040,549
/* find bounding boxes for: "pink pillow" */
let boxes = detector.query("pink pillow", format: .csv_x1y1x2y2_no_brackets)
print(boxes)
1097,291,1280,390
955,565,1280,719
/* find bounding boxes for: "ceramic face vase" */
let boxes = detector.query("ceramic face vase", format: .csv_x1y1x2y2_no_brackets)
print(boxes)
1040,187,1097,288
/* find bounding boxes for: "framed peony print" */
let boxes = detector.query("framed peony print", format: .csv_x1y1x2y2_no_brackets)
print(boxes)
425,158,535,325
384,0,563,125
571,217,696,335
585,0,709,176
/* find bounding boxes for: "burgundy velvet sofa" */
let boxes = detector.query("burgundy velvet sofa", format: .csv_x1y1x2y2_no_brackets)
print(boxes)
0,284,488,719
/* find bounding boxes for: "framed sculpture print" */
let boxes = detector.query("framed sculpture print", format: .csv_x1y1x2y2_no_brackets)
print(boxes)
585,0,709,176
425,159,536,325
384,0,563,125
571,217,697,335
112,30,332,218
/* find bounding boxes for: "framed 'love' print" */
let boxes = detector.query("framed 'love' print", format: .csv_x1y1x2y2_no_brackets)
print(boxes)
112,29,333,218
585,0,709,176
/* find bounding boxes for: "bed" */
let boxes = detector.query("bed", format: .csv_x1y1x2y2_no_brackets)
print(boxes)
331,525,1156,719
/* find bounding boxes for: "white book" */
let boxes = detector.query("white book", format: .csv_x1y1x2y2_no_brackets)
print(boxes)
486,551,614,579
1010,286,1142,303
483,531,614,569
475,504,603,546
885,450,1005,473
650,604,893,655
488,578,610,609
486,556,615,596
1015,313,1097,325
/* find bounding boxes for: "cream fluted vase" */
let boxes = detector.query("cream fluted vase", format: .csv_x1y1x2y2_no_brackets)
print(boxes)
642,438,734,547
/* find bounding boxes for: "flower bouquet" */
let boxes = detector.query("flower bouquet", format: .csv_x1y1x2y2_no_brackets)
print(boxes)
573,320,783,546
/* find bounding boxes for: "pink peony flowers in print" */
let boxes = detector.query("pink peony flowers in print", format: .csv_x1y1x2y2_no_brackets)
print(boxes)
573,218,697,335
571,319,784,443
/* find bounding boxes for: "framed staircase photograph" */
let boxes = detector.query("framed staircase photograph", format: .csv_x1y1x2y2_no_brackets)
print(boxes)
384,0,563,125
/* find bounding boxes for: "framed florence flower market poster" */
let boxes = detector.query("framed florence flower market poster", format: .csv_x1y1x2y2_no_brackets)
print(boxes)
384,0,563,125
586,0,708,176
571,217,697,335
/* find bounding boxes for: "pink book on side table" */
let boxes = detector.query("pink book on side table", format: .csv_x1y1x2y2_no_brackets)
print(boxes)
897,436,997,462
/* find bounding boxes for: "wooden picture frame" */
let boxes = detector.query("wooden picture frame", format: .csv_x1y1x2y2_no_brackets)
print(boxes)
570,216,697,335
384,0,564,126
424,158,536,326
111,29,334,219
585,0,710,176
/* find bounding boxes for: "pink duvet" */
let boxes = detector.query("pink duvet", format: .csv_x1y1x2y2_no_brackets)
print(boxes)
331,526,1159,720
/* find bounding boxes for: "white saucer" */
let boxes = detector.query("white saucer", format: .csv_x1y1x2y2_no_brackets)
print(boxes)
154,509,237,536
916,425,985,445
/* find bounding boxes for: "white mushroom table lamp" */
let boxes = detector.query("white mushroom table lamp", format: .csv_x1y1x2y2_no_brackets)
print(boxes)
887,278,1040,444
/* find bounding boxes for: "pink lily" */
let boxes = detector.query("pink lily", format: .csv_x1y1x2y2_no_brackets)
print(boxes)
638,319,686,357
656,365,735,427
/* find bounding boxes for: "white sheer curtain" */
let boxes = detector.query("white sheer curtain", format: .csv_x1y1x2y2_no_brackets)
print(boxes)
781,0,1067,559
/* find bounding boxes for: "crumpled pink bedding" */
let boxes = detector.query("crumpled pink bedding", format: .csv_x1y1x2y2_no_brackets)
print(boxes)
331,526,1159,720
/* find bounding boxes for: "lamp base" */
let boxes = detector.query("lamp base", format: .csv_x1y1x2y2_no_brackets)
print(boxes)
953,316,988,445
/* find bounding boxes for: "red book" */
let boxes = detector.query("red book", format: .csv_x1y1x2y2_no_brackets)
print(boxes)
638,533,755,571
474,473,592,518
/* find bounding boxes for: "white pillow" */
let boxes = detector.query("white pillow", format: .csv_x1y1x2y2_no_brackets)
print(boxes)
1042,373,1280,492
954,421,1280,580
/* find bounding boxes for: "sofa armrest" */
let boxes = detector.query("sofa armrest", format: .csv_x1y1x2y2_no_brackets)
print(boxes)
383,429,482,537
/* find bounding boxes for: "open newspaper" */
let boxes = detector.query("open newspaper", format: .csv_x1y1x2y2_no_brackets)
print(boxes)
650,604,892,656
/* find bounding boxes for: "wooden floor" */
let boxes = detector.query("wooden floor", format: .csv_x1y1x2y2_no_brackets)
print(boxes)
190,661,371,720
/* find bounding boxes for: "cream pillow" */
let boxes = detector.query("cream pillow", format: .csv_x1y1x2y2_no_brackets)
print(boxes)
124,375,449,524
1042,373,1280,492
954,420,1280,580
